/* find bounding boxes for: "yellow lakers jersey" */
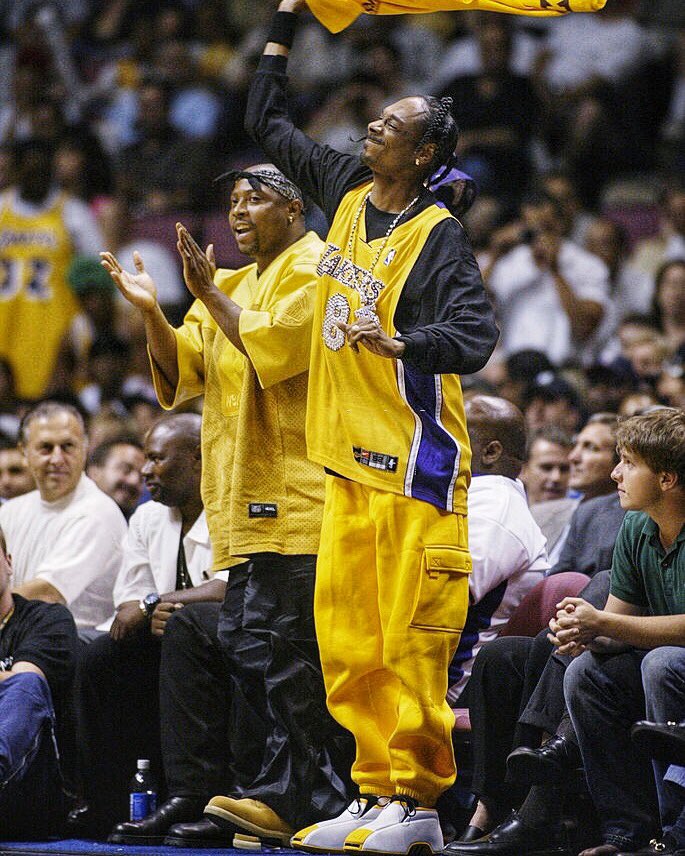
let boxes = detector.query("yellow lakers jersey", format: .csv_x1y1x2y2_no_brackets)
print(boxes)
150,230,325,567
308,0,606,32
0,191,78,399
307,182,471,514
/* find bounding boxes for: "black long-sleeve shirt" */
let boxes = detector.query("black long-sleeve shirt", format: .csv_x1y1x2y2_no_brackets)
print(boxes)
245,53,499,376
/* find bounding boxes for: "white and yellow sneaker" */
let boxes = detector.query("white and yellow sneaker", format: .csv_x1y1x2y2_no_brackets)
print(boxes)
343,796,443,856
292,798,385,853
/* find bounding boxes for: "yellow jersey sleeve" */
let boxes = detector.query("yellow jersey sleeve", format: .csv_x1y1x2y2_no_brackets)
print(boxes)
149,298,208,410
308,0,605,32
238,263,317,390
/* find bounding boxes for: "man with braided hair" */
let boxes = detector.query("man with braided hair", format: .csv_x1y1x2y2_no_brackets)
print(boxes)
201,4,498,855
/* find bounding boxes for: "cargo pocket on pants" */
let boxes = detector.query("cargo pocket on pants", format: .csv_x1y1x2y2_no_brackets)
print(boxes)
409,546,472,633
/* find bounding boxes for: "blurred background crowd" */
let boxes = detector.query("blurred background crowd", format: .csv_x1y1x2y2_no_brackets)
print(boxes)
0,0,684,459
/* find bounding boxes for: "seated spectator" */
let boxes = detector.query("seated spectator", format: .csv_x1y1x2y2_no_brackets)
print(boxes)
448,395,548,705
488,193,609,367
74,413,229,837
0,528,79,839
530,413,619,564
0,401,126,633
521,373,584,436
585,218,655,364
631,187,685,279
0,434,34,501
115,77,214,217
444,483,626,855
440,16,540,206
559,408,685,856
78,332,133,416
86,435,145,520
520,425,573,506
50,256,122,395
497,350,554,411
652,259,685,356
538,170,596,247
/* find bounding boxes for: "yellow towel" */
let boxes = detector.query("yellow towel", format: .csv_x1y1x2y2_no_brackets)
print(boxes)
308,0,606,33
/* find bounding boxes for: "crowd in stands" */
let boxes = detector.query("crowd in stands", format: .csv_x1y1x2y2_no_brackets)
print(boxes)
0,0,685,854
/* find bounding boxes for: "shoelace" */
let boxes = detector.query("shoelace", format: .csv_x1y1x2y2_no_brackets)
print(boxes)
351,796,379,817
388,794,418,821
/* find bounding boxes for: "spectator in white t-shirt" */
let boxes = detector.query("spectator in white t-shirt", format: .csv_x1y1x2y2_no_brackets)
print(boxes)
0,401,126,633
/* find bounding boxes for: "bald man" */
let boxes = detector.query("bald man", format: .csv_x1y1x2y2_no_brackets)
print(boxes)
448,396,549,704
73,414,228,836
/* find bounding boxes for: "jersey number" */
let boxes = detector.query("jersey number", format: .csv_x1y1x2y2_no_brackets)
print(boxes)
0,258,53,301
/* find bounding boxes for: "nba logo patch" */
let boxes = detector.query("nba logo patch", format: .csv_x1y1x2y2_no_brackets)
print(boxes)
384,248,396,266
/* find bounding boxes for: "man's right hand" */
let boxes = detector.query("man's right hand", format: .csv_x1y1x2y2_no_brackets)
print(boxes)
110,601,147,640
101,251,159,313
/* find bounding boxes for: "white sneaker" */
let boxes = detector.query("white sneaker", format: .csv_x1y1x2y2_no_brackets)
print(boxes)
292,798,385,853
343,797,443,855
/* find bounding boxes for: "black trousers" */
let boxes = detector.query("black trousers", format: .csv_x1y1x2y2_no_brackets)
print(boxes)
217,554,353,828
75,628,164,830
468,570,612,807
75,603,228,830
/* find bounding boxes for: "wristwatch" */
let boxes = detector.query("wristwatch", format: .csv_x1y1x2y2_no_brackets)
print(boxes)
139,593,161,618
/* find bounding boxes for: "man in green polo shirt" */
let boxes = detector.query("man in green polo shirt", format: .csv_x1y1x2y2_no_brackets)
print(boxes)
548,407,685,856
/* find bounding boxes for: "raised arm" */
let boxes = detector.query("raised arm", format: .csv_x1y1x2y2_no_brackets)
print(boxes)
245,1,368,220
100,251,180,400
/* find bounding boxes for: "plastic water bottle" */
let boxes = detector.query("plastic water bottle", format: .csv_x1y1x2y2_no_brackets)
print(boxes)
129,759,157,821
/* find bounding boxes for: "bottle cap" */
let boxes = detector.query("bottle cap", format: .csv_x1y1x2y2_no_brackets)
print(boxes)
137,759,150,770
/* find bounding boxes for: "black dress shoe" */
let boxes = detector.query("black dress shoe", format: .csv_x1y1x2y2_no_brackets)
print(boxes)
442,811,569,855
617,834,685,855
632,721,685,767
108,796,207,844
64,804,109,839
165,816,235,848
459,825,485,842
506,736,582,785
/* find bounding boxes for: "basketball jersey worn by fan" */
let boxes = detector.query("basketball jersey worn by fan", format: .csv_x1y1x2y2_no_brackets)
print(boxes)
309,181,471,513
247,55,499,513
308,0,606,33
149,231,325,570
0,190,78,399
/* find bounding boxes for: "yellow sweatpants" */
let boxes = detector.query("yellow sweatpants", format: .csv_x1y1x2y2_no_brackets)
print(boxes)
314,475,471,807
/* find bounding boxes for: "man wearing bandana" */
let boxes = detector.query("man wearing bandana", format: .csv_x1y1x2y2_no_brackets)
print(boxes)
100,165,351,846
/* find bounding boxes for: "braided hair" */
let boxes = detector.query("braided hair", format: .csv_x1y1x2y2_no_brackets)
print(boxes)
415,96,459,183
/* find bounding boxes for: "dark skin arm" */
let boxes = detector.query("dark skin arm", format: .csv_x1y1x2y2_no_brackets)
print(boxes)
175,223,248,357
111,579,227,640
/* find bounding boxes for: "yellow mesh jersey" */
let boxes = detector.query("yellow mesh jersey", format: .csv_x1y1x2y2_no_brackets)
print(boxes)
309,0,605,32
150,231,325,568
307,182,471,514
0,191,78,399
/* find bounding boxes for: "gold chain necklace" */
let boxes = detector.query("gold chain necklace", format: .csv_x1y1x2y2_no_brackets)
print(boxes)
346,190,420,326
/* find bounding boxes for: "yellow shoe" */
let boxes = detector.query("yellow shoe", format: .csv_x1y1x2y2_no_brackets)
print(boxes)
204,796,294,847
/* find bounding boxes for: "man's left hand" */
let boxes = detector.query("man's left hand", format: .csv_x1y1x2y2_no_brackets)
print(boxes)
335,319,405,359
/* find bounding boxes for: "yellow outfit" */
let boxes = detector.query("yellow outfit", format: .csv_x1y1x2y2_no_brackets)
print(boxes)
150,231,325,570
308,0,606,33
0,190,78,399
309,183,473,804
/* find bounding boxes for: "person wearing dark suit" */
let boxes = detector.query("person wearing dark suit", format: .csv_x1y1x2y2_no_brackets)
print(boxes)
549,492,625,579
